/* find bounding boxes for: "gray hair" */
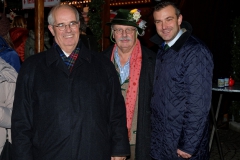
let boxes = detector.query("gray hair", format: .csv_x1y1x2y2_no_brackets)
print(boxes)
48,4,80,25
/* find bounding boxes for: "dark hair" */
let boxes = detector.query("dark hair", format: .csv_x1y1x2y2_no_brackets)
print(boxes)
154,1,181,18
12,15,27,28
79,12,87,33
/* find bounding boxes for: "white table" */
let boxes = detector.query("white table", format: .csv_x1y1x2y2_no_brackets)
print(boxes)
211,84,240,130
209,83,240,159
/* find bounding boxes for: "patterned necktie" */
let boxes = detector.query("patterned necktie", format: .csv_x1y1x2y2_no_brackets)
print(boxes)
164,44,169,51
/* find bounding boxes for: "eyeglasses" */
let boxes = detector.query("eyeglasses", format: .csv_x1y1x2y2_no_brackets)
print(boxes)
52,21,79,31
113,28,136,34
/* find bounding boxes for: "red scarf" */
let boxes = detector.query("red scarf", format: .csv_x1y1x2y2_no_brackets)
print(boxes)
111,39,142,138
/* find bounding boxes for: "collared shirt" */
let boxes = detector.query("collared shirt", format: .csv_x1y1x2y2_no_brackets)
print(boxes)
62,50,70,57
114,48,130,84
55,43,79,71
165,28,185,47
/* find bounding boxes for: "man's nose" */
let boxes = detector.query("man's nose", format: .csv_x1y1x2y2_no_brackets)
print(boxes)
162,21,167,29
65,24,72,32
122,30,127,36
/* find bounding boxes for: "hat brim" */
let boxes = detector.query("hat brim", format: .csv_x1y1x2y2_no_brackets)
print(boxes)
106,19,143,35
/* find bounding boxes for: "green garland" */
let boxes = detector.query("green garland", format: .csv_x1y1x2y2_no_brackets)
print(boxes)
230,17,240,122
88,0,105,51
231,16,240,81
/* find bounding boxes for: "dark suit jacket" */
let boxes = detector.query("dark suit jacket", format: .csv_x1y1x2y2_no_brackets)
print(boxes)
12,41,130,160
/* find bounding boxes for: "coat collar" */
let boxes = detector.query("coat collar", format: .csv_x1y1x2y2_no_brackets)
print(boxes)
102,45,114,59
46,40,92,67
150,21,192,52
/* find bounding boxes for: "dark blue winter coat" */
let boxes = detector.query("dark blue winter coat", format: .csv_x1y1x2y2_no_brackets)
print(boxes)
150,21,214,160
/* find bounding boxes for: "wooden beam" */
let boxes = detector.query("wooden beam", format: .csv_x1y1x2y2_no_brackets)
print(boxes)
34,0,44,54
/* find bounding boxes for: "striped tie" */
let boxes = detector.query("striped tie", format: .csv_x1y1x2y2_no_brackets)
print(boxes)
164,44,169,51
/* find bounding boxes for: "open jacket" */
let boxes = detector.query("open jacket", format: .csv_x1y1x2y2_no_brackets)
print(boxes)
0,57,17,154
150,21,214,160
11,41,130,160
102,44,156,160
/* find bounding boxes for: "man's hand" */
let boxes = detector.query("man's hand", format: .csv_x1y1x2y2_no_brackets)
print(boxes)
111,157,127,160
177,149,192,159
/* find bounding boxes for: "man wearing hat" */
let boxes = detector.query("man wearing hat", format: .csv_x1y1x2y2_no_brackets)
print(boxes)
102,9,156,160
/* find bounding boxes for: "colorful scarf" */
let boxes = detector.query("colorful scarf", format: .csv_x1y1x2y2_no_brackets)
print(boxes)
55,43,80,72
111,39,142,138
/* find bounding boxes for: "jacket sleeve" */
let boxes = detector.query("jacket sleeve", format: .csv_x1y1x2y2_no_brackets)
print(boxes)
105,59,130,157
0,82,15,128
178,45,213,155
11,60,34,160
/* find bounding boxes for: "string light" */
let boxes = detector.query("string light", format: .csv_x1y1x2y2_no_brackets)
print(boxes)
60,0,91,8
110,0,151,6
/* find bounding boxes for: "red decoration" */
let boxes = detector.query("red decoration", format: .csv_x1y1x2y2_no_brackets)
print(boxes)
229,76,235,86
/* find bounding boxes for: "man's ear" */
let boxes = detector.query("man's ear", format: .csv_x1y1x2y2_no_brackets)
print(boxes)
48,25,55,36
112,33,115,39
178,14,183,26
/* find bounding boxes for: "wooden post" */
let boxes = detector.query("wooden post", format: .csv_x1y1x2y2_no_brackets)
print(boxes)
34,0,44,54
101,0,110,51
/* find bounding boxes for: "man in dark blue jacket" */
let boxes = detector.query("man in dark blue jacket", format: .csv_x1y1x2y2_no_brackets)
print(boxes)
150,1,213,160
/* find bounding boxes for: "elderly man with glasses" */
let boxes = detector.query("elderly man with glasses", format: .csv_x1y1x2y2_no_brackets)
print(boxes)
11,4,130,160
102,9,156,160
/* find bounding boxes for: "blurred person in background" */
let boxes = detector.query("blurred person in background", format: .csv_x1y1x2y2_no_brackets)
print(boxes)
0,12,21,72
79,11,98,51
9,15,29,63
0,57,18,155
0,12,14,49
71,5,98,51
24,21,52,60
